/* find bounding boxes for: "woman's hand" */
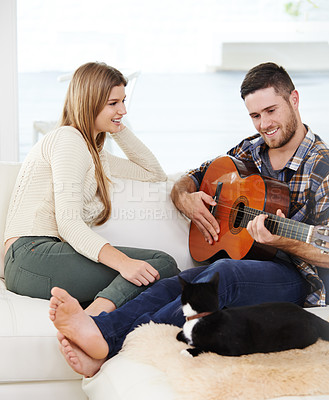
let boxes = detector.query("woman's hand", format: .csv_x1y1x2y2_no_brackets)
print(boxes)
118,259,160,286
98,244,159,287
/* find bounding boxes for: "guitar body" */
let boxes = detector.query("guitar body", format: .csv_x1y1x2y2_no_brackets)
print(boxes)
189,156,291,262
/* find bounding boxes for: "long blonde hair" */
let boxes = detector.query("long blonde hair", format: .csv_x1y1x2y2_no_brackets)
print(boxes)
60,62,127,225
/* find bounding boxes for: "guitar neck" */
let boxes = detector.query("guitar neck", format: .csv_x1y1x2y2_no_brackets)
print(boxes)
241,207,312,243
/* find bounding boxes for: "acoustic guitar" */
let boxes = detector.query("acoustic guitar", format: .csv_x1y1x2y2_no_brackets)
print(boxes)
189,155,329,262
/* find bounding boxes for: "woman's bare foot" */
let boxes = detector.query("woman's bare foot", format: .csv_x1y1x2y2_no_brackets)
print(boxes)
57,332,106,378
49,287,109,359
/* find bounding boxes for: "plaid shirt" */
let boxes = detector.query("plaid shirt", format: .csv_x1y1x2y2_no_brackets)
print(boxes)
187,127,329,306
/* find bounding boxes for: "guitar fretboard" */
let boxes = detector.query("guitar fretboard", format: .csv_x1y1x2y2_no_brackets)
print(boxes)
240,207,311,243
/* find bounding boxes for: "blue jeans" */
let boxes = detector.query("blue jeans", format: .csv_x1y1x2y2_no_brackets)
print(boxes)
92,257,311,358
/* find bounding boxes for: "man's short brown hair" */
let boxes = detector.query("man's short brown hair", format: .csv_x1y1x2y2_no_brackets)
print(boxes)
240,62,295,101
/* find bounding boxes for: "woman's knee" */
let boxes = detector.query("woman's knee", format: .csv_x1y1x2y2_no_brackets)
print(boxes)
152,251,180,277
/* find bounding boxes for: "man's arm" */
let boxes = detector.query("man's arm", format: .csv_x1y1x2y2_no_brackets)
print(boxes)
247,210,329,268
171,175,220,244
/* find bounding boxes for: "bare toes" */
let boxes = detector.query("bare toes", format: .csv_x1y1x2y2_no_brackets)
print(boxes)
51,287,75,304
67,349,78,361
57,331,65,342
49,295,62,309
49,311,56,321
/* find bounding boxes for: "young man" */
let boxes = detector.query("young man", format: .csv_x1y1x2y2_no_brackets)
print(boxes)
49,62,329,377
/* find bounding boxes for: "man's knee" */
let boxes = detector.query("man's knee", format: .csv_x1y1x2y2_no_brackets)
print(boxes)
206,258,242,280
192,258,242,287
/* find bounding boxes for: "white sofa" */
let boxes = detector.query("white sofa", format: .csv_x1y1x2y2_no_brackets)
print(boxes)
1,161,329,400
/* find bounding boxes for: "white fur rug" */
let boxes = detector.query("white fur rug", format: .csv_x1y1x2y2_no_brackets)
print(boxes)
121,322,329,400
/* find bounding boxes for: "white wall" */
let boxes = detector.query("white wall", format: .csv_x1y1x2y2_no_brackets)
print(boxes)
17,0,329,74
0,0,19,161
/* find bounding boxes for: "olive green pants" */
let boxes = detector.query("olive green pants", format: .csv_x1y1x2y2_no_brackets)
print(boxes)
4,236,179,308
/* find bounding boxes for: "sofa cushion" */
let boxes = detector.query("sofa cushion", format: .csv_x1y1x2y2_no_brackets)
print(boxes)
93,176,198,271
0,279,81,383
0,162,21,278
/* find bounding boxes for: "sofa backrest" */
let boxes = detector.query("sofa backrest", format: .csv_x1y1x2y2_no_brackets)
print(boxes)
0,162,21,278
93,176,198,271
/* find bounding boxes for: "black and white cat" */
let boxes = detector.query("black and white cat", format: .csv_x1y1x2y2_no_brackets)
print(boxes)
176,272,329,357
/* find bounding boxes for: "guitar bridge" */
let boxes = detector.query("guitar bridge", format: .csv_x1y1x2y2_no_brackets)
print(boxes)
210,182,222,216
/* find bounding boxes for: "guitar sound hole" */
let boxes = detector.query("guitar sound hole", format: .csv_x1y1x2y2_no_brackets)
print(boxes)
229,196,248,235
234,202,245,228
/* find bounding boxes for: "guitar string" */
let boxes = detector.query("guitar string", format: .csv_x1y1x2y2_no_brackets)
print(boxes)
213,203,304,229
211,202,309,239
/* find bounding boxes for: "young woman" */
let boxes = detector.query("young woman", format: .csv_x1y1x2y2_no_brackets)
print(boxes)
4,62,179,316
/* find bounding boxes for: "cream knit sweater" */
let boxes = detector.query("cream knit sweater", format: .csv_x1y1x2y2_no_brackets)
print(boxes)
4,126,166,262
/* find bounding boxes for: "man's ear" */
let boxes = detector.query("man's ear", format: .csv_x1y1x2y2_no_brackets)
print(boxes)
289,89,299,110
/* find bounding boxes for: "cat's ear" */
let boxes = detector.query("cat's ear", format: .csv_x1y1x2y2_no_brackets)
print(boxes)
178,276,188,289
210,272,219,287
